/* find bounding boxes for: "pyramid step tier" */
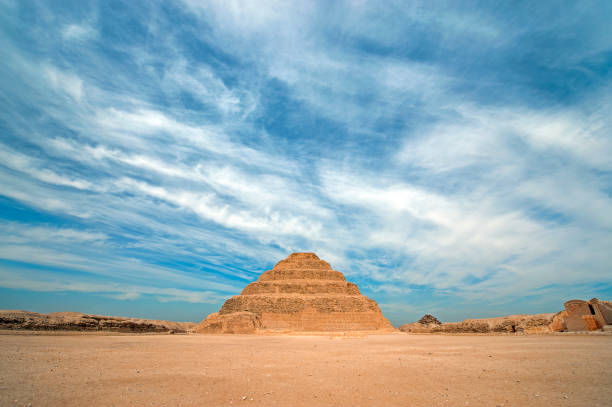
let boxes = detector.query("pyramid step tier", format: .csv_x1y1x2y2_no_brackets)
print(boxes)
272,252,332,270
219,294,381,315
261,311,390,331
241,280,360,296
258,269,346,281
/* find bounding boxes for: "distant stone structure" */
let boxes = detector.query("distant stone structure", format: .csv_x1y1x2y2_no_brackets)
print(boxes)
418,314,441,325
400,313,554,334
551,298,612,332
197,252,393,333
400,298,612,334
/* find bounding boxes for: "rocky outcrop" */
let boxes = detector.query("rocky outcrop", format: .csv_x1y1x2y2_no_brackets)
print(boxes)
400,313,555,334
0,310,197,333
418,314,441,325
550,310,568,332
198,252,393,333
198,312,262,334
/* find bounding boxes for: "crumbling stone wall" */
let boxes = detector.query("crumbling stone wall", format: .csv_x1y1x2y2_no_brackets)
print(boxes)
590,298,612,327
563,300,592,331
551,298,611,332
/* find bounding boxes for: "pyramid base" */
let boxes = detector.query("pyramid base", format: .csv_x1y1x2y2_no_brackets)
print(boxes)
197,312,262,334
197,308,393,334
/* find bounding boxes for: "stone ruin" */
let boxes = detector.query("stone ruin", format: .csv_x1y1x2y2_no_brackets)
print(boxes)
418,314,441,325
0,310,196,333
551,298,612,332
400,313,555,334
197,252,393,333
401,298,612,334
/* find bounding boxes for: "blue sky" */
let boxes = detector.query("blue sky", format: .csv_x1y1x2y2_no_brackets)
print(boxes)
1,1,611,325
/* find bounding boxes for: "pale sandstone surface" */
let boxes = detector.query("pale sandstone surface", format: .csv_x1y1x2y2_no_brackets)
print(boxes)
0,310,197,333
1,332,611,406
198,253,393,333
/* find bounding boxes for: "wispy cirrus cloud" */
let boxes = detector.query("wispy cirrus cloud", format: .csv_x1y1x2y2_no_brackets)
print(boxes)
0,0,610,323
61,22,97,41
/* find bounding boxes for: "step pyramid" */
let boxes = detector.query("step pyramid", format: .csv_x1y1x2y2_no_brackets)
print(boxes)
197,252,393,333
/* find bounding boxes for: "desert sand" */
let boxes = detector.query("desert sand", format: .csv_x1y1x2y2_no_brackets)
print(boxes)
1,332,611,406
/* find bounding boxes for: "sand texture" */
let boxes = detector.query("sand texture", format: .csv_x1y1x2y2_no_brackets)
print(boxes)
1,332,610,406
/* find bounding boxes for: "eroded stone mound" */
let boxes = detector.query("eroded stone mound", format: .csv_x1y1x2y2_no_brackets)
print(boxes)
0,310,197,333
418,314,441,325
550,298,612,331
198,252,393,333
400,313,555,334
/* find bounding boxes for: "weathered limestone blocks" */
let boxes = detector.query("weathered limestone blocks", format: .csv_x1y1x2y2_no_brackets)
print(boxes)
418,314,441,325
258,308,389,331
563,300,593,331
257,269,346,281
400,313,555,334
197,253,393,333
272,252,332,270
550,310,568,332
401,297,612,334
551,298,612,332
582,315,602,331
197,312,261,334
241,280,361,295
219,295,380,315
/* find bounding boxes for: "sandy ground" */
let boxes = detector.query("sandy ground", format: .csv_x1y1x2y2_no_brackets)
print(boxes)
0,332,610,407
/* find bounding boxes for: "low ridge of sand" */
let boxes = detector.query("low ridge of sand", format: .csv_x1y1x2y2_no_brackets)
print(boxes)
400,313,557,334
1,332,610,406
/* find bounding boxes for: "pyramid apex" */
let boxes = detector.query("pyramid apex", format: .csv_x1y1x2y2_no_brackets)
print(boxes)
273,252,331,270
288,252,320,259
